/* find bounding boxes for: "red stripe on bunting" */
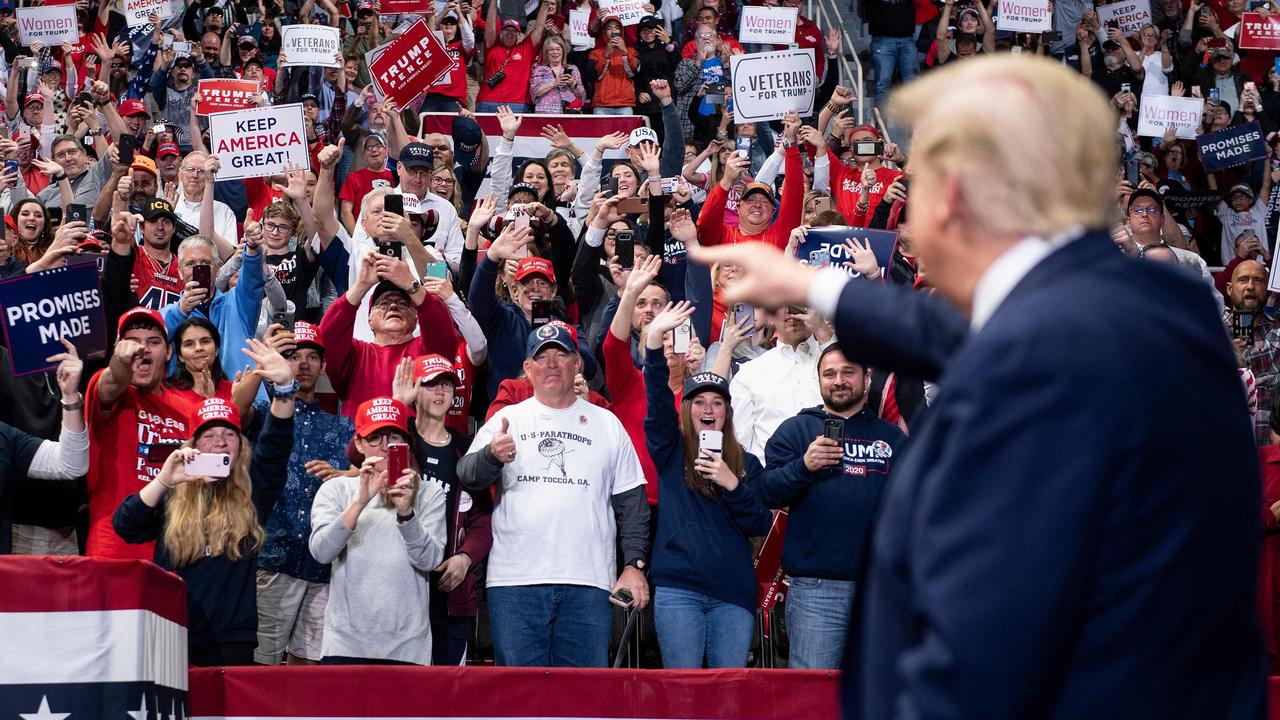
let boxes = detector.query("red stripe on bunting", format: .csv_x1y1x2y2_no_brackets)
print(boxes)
0,556,188,626
419,112,646,139
190,665,841,718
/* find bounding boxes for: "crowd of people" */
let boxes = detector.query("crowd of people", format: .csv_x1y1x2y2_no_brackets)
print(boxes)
0,0,1276,676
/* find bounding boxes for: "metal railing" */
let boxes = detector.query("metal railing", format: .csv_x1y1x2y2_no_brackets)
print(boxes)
807,0,865,124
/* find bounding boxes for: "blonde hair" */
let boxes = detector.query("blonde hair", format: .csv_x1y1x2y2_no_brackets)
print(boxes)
887,55,1118,238
162,436,263,567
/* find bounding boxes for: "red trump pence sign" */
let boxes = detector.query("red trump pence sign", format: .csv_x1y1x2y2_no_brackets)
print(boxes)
195,79,261,116
1238,12,1280,51
207,103,310,181
366,19,456,107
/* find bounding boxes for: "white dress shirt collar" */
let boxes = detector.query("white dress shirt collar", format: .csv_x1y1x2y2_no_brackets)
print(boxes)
970,226,1081,332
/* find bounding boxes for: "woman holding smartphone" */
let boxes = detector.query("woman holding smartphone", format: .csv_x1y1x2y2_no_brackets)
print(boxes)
641,301,772,669
113,338,297,666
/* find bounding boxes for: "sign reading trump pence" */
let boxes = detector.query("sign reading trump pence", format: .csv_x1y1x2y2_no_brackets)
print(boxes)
208,103,310,181
366,19,457,107
730,49,816,124
1137,94,1203,139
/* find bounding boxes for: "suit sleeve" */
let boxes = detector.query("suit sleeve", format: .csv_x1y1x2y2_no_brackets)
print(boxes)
888,333,1113,719
831,277,969,382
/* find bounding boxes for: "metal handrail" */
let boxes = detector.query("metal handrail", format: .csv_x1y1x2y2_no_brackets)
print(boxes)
807,0,864,124
873,106,893,145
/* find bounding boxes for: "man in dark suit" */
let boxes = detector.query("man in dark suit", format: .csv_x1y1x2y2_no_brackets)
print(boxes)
689,55,1265,718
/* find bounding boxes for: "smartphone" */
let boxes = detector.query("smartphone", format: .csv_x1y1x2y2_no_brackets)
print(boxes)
386,442,408,488
659,176,681,195
270,308,295,332
698,429,723,454
1042,29,1063,41
174,40,193,56
809,248,830,267
1124,157,1141,186
377,239,404,258
603,176,620,198
823,418,843,441
1105,19,1119,29
1209,87,1220,103
1083,1,1094,13
732,302,755,332
616,196,647,215
3,159,18,177
145,441,183,463
530,299,553,328
185,451,231,478
383,193,404,217
46,207,62,226
75,92,91,108
1231,310,1257,342
854,141,885,157
162,34,173,48
614,229,635,269
1120,82,1131,95
735,137,751,159
1274,56,1280,78
1191,86,1203,99
152,123,167,135
426,261,449,279
672,318,692,354
118,133,137,165
609,587,635,609
192,262,213,297
65,203,89,225
1246,81,1257,94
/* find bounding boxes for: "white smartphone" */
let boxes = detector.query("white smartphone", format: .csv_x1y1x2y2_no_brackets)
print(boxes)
672,319,692,354
152,123,167,135
698,430,723,455
184,452,231,478
174,41,193,56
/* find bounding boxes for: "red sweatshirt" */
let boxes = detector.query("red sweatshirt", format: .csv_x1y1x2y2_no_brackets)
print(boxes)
486,377,610,417
696,146,804,249
603,331,661,505
829,151,902,227
319,294,458,417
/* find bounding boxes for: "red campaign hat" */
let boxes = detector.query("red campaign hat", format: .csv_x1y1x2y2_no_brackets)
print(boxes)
414,354,460,386
293,321,323,351
22,93,43,108
848,124,882,139
355,397,409,438
118,98,149,118
191,397,242,437
116,305,166,337
157,142,180,158
514,256,555,283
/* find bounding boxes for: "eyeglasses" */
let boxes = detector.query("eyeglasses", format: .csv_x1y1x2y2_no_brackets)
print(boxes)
264,222,295,235
1129,206,1161,216
181,259,213,268
431,176,455,186
373,295,411,309
53,147,82,160
181,167,206,175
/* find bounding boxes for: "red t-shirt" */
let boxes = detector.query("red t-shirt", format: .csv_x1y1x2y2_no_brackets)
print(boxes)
169,380,234,406
828,151,902,226
427,39,475,101
85,370,195,560
132,249,185,310
603,331,660,504
338,168,395,215
445,338,478,435
477,36,535,105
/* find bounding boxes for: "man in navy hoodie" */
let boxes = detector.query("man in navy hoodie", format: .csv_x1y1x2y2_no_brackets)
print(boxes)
758,344,904,670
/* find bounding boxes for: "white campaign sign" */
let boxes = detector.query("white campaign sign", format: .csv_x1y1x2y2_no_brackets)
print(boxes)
123,0,171,28
16,5,79,46
739,6,799,44
730,49,817,123
280,25,341,68
569,8,592,46
208,103,310,181
1137,94,1204,139
1097,0,1152,36
995,0,1051,32
596,0,646,26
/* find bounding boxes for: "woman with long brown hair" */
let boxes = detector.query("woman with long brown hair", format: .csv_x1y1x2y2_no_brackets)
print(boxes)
113,339,298,666
641,300,772,668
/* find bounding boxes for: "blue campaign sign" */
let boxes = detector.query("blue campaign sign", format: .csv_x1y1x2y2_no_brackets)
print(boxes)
1198,121,1266,173
0,263,107,377
796,226,899,276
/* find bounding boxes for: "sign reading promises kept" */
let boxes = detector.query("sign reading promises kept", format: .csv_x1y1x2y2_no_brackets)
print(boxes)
16,5,79,46
730,48,816,124
366,19,456,106
0,263,106,377
208,103,310,181
1198,121,1266,172
280,25,341,68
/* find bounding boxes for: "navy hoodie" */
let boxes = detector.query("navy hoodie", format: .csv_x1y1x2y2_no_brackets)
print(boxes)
759,405,905,581
644,348,774,612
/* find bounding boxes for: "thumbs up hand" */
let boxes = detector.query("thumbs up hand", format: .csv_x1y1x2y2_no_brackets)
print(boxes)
490,417,516,464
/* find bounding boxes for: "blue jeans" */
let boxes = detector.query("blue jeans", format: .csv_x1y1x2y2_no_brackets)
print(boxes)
488,584,611,667
475,101,531,113
593,106,633,115
653,586,755,668
785,577,855,669
420,94,462,113
871,36,919,108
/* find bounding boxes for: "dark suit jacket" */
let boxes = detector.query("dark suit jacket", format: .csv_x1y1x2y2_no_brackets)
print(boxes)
840,231,1265,719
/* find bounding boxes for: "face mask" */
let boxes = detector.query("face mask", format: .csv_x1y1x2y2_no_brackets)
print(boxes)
1104,54,1122,70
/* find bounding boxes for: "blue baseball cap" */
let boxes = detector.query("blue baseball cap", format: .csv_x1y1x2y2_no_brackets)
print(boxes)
684,371,730,401
525,321,577,359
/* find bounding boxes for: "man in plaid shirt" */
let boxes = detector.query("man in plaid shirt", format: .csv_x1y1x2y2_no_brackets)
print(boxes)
1225,259,1277,444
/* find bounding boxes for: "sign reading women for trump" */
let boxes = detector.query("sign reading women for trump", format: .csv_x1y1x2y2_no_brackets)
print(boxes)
208,104,310,181
281,25,341,68
996,0,1051,32
730,49,816,123
1137,94,1203,139
0,264,106,377
16,5,78,45
739,6,798,44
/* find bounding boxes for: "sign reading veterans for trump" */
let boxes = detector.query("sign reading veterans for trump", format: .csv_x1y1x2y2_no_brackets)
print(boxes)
1238,12,1280,50
1137,94,1203,139
366,19,456,106
995,0,1051,32
123,0,171,27
730,49,816,123
1096,0,1151,35
196,78,260,115
795,226,898,277
1198,121,1266,172
16,4,78,45
280,25,341,68
208,103,310,181
739,6,798,44
597,0,647,25
0,263,106,377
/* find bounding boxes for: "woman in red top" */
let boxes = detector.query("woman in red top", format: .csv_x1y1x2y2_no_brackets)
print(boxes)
423,5,475,112
477,0,550,112
823,124,903,226
168,318,235,406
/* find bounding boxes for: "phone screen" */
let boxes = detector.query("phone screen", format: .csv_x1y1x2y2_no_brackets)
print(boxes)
192,263,213,297
614,230,634,269
386,443,408,487
383,193,404,217
118,134,136,165
531,299,553,328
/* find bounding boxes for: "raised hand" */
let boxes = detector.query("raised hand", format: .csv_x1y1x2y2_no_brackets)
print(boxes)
486,222,534,262
496,105,522,140
45,338,82,401
843,237,880,278
391,356,418,408
647,300,696,339
489,417,516,463
242,337,294,384
625,253,663,295
539,123,573,149
319,135,346,169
